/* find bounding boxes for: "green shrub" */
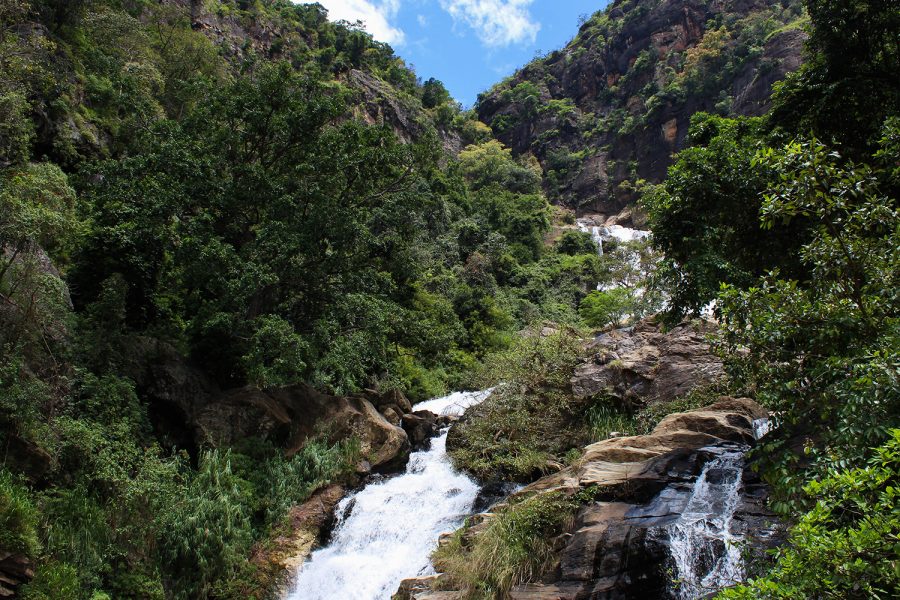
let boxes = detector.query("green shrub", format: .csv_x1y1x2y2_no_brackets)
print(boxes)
160,449,253,600
0,469,39,556
718,430,900,600
579,288,634,329
434,491,578,599
449,330,588,481
19,562,82,600
585,400,636,440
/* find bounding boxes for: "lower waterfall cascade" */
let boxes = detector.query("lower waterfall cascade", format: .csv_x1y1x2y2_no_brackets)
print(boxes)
659,447,748,599
284,390,490,600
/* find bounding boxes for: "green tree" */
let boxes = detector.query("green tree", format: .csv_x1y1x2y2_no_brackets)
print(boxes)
770,0,900,155
643,113,808,320
719,430,900,600
579,288,633,329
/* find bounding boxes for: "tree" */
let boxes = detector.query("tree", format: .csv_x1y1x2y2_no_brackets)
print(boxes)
642,113,809,321
421,77,451,109
579,288,633,329
770,0,900,155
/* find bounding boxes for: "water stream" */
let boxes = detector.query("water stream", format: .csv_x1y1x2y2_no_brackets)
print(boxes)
663,447,747,599
284,390,490,600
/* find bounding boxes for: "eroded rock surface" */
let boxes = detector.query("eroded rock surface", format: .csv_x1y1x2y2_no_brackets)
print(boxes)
197,384,411,472
572,318,723,406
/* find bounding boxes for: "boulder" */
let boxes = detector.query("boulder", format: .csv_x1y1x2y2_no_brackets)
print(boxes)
392,575,459,600
0,552,33,597
196,383,411,472
571,318,724,406
401,410,440,449
254,484,346,595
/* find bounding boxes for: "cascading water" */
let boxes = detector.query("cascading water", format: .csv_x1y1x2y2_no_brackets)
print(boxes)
284,390,490,600
662,447,747,599
577,221,604,255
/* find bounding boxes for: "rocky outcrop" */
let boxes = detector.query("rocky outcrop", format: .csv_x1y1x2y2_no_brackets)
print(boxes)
252,484,347,596
477,0,806,219
121,338,412,470
571,318,723,406
198,384,411,472
0,552,33,598
429,398,781,600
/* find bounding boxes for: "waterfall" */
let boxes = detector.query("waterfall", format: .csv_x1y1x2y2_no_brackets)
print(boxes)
577,220,604,255
659,447,748,599
284,390,490,600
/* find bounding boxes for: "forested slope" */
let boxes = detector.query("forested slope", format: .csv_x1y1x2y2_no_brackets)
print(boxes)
0,1,608,597
477,0,807,219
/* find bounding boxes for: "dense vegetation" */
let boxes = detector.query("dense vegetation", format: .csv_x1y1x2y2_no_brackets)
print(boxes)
2,0,898,598
641,0,899,595
0,1,610,598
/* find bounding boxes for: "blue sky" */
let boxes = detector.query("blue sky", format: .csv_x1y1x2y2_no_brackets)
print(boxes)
298,1,611,107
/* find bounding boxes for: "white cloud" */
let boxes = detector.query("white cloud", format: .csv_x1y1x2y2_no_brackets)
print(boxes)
417,13,428,27
439,0,540,47
307,0,405,45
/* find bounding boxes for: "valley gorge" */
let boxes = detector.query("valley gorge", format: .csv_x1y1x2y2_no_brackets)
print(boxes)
0,1,897,599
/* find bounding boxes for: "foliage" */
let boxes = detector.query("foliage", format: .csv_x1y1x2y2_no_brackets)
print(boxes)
433,491,580,599
160,449,252,600
643,113,808,321
718,429,900,600
579,288,633,329
715,132,899,508
770,0,900,155
0,469,40,556
448,330,588,481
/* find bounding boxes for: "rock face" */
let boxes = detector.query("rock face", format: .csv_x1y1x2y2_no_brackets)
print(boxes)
0,552,33,597
571,318,723,406
121,338,413,471
252,484,347,595
432,398,781,600
198,384,411,472
476,0,806,219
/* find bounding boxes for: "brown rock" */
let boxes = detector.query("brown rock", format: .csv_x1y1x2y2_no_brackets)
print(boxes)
0,552,34,597
436,398,780,600
255,484,346,595
196,383,410,472
571,317,724,406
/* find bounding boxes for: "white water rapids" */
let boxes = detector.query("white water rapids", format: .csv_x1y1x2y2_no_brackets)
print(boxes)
284,390,490,600
664,448,746,599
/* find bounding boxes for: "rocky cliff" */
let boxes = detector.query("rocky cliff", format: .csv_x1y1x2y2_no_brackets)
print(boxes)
477,0,807,221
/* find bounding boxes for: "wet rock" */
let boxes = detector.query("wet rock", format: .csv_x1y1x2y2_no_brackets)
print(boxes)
393,576,462,600
401,410,453,450
572,317,724,406
436,398,783,599
254,484,346,595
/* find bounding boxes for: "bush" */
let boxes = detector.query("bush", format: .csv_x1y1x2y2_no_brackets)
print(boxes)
448,330,588,481
19,562,82,600
0,469,39,556
579,288,633,329
718,430,900,600
434,491,579,599
556,230,597,256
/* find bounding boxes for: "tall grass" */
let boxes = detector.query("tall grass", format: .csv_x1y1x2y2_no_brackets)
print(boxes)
434,491,578,599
